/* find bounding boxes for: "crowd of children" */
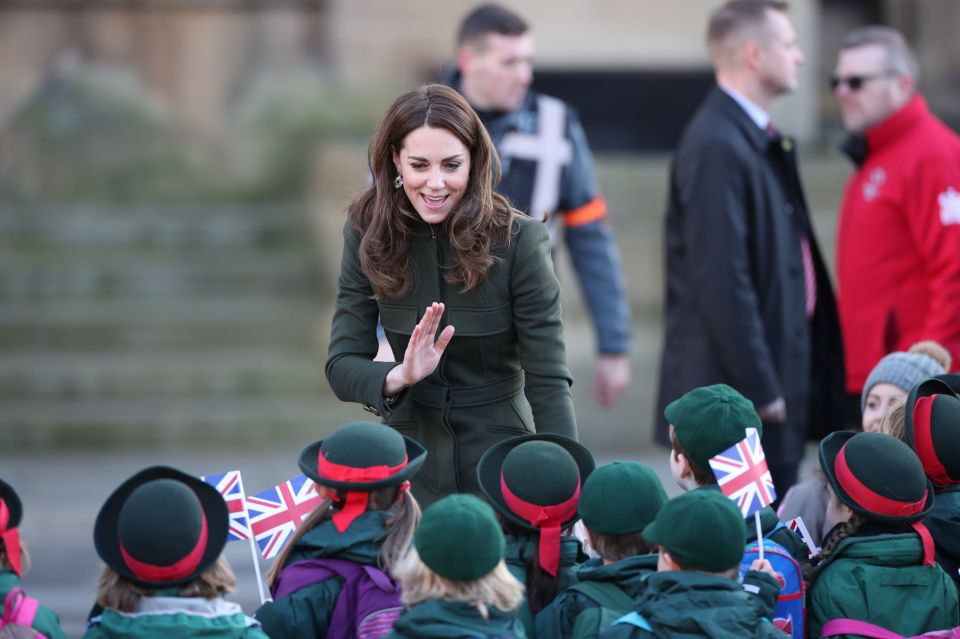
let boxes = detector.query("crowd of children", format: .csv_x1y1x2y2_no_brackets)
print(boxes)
4,365,960,638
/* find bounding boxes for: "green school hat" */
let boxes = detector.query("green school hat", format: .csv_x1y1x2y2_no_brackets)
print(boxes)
415,494,504,581
819,431,934,526
578,462,667,535
665,384,762,472
0,479,22,531
904,376,960,487
477,434,595,577
94,466,229,588
299,421,426,533
642,489,746,572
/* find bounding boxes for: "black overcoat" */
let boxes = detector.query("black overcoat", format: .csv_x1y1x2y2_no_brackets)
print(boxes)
654,87,848,485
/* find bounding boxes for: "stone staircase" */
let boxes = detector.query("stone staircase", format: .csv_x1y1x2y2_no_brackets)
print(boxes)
0,202,346,448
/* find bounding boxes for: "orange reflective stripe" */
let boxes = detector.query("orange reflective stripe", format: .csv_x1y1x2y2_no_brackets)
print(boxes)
563,197,607,227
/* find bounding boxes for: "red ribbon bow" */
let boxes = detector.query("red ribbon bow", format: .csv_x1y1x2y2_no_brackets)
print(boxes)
500,472,580,577
0,500,22,576
317,452,408,533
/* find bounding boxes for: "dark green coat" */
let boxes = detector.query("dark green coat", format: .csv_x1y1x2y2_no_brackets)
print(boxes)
326,216,576,504
807,532,960,639
535,554,657,639
385,600,526,638
597,571,784,639
253,511,389,639
0,571,68,639
927,486,960,592
505,534,585,639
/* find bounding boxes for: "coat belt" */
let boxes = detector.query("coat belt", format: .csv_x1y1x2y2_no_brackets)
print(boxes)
410,371,525,409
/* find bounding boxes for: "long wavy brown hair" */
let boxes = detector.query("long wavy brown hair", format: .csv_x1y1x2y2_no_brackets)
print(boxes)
348,84,515,299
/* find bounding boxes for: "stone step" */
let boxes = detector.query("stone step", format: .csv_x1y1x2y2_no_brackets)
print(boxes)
0,251,322,299
0,349,325,399
0,296,325,350
0,204,315,249
1,394,364,448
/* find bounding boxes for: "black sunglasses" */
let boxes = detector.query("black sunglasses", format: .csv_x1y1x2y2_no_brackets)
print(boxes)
830,71,898,92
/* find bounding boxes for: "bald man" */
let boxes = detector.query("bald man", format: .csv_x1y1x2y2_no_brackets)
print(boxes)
654,0,847,495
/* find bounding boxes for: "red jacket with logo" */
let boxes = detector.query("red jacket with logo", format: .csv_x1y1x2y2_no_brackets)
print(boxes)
837,95,960,392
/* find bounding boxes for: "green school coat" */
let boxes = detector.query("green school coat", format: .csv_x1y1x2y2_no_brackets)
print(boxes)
326,215,576,504
505,534,585,639
385,600,527,639
808,531,960,639
598,571,784,639
0,571,68,639
83,596,266,639
535,554,658,639
254,511,389,639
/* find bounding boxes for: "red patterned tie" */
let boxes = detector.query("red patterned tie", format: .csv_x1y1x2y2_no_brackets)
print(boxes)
800,235,816,317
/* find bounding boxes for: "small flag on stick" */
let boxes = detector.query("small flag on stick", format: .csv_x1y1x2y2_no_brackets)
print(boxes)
202,470,268,604
247,474,323,560
709,428,777,560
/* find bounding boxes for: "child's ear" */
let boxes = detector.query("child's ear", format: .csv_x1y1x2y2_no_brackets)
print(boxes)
676,451,694,480
657,546,681,572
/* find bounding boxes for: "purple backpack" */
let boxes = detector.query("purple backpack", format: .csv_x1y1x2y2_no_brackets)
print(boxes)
271,558,403,639
821,619,960,638
0,589,46,639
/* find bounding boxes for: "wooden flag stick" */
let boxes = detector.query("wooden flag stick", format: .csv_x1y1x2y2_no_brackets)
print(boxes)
248,534,269,604
755,510,764,562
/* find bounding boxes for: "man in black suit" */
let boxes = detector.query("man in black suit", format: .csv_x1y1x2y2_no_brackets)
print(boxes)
655,0,847,495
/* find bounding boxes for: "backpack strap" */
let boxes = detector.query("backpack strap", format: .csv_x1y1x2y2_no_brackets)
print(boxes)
3,588,39,627
820,619,907,639
568,581,635,612
612,611,652,631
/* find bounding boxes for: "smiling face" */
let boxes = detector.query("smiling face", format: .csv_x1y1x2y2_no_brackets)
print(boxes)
393,125,471,225
862,382,907,433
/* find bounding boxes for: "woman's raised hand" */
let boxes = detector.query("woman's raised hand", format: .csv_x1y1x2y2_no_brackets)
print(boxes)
383,302,455,396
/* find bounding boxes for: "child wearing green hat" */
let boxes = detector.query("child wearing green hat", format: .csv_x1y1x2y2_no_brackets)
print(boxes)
598,490,785,639
0,478,67,639
254,421,426,639
386,494,526,638
535,462,666,639
85,466,268,639
664,384,807,563
807,431,959,638
477,434,595,639
903,375,960,592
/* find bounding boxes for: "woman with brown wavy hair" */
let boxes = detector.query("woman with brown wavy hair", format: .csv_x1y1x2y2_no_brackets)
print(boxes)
326,84,577,506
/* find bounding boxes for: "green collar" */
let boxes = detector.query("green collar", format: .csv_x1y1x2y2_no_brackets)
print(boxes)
287,510,390,566
391,600,522,638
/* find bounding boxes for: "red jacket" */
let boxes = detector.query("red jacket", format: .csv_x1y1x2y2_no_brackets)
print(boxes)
837,95,960,392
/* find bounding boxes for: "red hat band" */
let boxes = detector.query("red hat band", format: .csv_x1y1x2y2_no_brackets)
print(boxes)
500,472,580,578
317,452,408,533
120,510,209,582
0,499,22,577
834,444,934,566
912,395,954,486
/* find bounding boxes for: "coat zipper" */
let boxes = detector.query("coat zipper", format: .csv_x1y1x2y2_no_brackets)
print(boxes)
430,223,461,492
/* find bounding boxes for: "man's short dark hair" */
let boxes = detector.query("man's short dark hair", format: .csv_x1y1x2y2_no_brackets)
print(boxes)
706,0,789,63
839,26,919,82
457,4,529,49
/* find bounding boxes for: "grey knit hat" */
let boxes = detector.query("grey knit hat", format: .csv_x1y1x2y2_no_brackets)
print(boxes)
861,352,946,411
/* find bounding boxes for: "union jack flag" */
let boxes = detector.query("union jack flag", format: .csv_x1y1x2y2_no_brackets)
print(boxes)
246,474,322,560
201,470,251,542
708,428,777,518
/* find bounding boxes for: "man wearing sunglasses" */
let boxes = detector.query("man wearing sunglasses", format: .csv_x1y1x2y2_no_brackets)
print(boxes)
655,1,848,498
833,27,960,399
